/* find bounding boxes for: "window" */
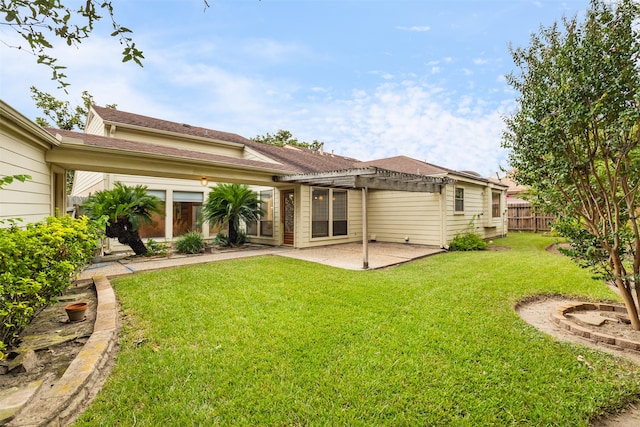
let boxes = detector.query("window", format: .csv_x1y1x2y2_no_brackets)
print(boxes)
246,219,257,236
454,187,464,212
492,192,501,217
246,190,273,237
312,188,329,237
259,190,274,237
332,190,347,236
138,190,166,238
312,188,348,238
173,191,203,236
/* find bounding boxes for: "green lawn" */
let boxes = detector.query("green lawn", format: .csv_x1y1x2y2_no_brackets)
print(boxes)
74,233,640,426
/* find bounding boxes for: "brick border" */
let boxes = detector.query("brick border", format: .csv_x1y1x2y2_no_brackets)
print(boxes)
549,302,640,353
7,275,118,426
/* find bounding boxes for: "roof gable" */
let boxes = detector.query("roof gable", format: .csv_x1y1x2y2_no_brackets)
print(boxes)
91,106,251,146
90,105,360,174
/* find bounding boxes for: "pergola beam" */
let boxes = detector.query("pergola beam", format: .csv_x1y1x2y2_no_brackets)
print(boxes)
274,166,454,193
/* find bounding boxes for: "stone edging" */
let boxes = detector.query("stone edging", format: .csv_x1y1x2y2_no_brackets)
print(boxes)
549,302,640,353
7,275,118,426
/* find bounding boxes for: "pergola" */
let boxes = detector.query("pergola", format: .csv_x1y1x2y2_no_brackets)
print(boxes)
275,167,455,269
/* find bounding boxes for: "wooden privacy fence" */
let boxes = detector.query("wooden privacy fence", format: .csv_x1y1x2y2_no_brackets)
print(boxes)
508,203,555,232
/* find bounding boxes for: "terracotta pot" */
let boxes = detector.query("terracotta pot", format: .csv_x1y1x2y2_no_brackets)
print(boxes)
65,302,88,322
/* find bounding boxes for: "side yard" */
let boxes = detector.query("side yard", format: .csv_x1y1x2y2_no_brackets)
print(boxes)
74,233,640,426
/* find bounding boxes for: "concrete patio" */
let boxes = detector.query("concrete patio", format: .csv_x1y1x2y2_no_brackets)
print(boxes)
77,242,445,282
279,242,444,270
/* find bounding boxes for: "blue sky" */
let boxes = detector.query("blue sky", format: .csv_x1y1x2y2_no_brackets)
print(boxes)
1,0,590,176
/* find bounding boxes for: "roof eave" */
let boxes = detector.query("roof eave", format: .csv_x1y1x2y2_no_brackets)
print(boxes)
102,120,247,149
1,100,60,149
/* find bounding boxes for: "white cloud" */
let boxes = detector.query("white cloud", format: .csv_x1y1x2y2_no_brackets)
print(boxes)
297,82,508,176
396,26,431,32
1,32,508,178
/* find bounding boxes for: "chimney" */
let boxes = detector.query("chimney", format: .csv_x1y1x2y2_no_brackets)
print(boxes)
319,142,324,154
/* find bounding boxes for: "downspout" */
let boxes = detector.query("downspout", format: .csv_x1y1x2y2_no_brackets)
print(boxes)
362,187,369,269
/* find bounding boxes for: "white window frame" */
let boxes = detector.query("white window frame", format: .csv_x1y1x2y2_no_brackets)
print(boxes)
454,187,464,213
311,187,348,239
246,189,274,237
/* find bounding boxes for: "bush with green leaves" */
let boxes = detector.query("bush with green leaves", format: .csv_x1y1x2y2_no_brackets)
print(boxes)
214,230,247,248
0,215,99,353
81,182,163,256
175,232,205,254
448,232,488,251
202,183,263,246
213,232,229,247
144,239,169,257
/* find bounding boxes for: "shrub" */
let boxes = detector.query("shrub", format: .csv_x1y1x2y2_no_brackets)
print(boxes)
214,231,247,248
448,232,488,251
145,239,169,257
236,230,247,246
214,232,229,247
175,232,205,254
0,216,99,353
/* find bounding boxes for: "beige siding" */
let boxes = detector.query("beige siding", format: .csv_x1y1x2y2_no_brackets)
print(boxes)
86,108,281,165
295,186,362,248
480,186,508,237
72,171,105,196
447,182,483,240
367,190,442,246
109,128,244,159
242,147,283,164
444,182,508,242
0,132,53,225
83,113,104,135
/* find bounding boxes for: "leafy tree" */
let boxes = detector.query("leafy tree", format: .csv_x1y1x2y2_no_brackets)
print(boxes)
502,0,640,328
1,0,144,89
31,87,116,193
81,182,163,255
202,183,263,246
252,129,324,151
30,86,116,130
1,1,216,89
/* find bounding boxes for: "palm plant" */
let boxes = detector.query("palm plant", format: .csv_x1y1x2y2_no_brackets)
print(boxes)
82,182,163,255
202,183,264,246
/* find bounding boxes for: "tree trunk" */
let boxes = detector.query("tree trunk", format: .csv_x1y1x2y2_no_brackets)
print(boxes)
106,220,148,256
127,232,148,256
228,220,238,247
616,278,640,331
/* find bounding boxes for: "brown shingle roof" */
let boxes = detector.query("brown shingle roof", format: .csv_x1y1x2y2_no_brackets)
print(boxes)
353,156,450,176
48,128,296,173
91,105,359,174
89,106,490,181
353,156,493,182
92,106,251,146
248,143,358,174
